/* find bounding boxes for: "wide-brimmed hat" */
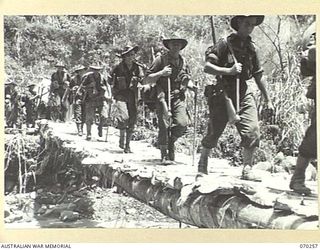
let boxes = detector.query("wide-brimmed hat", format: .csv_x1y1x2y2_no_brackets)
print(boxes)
55,62,65,68
230,15,265,31
302,21,316,50
162,38,188,50
5,80,16,86
89,64,103,70
117,45,139,57
74,65,86,72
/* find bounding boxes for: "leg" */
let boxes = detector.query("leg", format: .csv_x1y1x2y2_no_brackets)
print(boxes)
290,108,316,194
124,128,133,153
124,97,137,153
97,104,103,137
86,123,92,140
243,146,257,167
198,100,228,174
169,98,188,161
289,155,311,195
156,100,169,162
236,94,260,180
74,102,82,135
119,129,126,149
85,101,95,140
114,100,129,149
81,102,85,134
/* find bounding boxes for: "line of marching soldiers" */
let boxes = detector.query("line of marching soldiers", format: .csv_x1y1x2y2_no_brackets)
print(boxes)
4,16,316,195
46,40,197,156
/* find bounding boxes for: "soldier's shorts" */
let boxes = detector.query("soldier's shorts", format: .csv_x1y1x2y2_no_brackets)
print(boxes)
299,107,317,159
85,100,103,125
202,93,260,149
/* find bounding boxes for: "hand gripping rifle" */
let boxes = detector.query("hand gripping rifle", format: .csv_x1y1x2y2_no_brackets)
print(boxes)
210,16,240,124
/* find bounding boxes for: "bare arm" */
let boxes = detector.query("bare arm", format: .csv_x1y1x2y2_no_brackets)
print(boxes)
254,72,273,109
144,66,171,84
204,61,242,76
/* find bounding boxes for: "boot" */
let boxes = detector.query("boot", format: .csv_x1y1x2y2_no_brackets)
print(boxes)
168,138,176,161
241,165,261,182
76,123,82,136
198,147,210,174
241,147,261,181
119,129,126,149
124,129,133,153
98,124,103,137
86,124,92,140
160,145,168,163
80,123,84,135
289,155,312,195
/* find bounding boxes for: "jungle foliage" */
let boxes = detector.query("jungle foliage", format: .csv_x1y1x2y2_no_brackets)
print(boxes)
4,14,316,164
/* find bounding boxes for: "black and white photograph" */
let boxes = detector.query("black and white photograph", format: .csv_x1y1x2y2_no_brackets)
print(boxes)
3,13,318,231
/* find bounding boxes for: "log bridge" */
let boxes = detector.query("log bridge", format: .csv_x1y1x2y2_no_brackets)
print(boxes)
38,121,319,229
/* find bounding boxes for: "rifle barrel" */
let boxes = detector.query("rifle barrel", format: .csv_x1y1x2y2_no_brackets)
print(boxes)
210,16,216,44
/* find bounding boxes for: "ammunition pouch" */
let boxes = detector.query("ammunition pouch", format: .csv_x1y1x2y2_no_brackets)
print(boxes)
204,84,224,105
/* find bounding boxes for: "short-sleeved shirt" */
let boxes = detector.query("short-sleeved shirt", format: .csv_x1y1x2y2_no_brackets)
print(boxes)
146,52,191,94
205,33,263,97
109,61,142,100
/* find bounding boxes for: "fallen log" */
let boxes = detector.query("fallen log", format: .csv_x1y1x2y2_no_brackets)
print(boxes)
37,120,318,229
85,163,318,229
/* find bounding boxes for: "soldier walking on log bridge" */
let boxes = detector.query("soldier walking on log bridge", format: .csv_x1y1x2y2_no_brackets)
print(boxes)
70,65,86,136
81,64,108,141
145,37,197,164
108,45,144,153
289,22,317,195
198,15,274,180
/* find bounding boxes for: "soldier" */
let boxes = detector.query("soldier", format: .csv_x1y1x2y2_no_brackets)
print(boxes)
48,63,71,122
81,64,108,140
108,45,144,153
145,37,196,163
198,15,273,179
289,22,316,195
70,65,86,136
5,81,23,128
24,83,39,128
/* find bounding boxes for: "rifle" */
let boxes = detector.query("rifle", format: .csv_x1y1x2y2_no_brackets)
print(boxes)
209,16,240,124
192,80,198,166
167,77,172,140
151,47,156,61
